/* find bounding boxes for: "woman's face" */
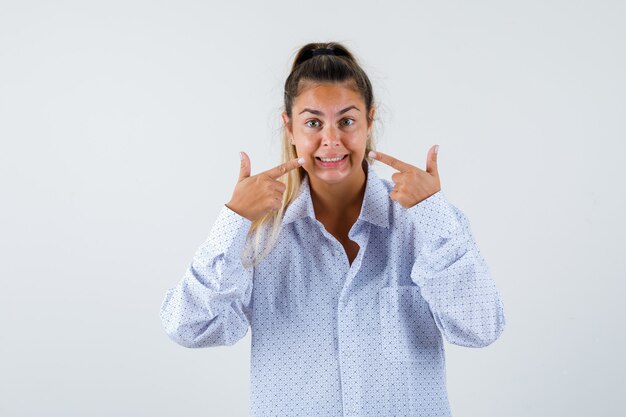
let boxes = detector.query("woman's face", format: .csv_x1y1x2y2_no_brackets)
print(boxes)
283,82,373,188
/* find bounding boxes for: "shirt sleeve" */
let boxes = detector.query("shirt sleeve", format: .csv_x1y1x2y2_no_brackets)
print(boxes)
160,205,253,348
407,190,506,348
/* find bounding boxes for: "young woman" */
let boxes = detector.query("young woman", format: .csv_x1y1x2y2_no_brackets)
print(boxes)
161,42,506,417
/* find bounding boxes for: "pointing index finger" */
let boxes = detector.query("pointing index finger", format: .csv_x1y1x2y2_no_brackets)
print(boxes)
369,150,412,172
265,157,305,180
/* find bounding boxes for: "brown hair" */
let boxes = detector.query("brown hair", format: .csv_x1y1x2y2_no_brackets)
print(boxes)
242,42,376,267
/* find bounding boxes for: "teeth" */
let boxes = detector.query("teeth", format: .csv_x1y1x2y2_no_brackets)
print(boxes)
320,156,344,162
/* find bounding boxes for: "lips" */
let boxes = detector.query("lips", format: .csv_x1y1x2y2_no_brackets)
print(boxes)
314,154,349,169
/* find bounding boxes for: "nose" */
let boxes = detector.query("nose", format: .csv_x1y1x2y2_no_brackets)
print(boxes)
321,125,340,147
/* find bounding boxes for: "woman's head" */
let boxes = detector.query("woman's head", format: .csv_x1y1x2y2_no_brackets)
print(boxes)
244,42,376,266
281,42,376,186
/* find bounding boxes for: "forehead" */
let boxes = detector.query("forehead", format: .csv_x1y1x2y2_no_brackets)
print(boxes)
293,82,365,113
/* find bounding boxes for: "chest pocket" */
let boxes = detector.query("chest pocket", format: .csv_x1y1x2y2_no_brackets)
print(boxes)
379,285,442,362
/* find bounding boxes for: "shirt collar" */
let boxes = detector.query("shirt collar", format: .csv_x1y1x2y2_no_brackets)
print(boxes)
282,161,390,228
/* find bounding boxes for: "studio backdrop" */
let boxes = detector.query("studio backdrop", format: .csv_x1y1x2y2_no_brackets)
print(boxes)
1,1,624,416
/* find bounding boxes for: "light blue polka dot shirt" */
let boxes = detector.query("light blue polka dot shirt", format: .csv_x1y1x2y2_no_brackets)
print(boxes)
160,162,506,417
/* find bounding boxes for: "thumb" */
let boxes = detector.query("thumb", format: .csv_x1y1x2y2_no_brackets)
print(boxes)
238,151,251,181
426,144,439,177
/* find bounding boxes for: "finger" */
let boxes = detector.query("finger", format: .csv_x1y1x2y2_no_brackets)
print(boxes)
369,150,412,172
389,190,410,208
269,192,283,210
264,157,305,180
267,180,286,195
273,182,286,194
426,145,439,177
239,151,251,181
389,189,399,203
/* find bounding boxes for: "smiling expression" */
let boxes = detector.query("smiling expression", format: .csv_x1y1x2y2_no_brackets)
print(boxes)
283,82,373,189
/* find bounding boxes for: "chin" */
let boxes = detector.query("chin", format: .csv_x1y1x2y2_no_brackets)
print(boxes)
309,163,359,185
312,172,350,185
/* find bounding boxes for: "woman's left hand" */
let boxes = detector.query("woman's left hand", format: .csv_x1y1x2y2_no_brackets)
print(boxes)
369,145,441,208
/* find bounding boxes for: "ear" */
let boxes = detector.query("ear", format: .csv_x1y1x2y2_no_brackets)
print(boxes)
282,111,293,138
367,106,376,130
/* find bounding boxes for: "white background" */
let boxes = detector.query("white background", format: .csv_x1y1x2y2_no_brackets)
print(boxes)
1,0,624,416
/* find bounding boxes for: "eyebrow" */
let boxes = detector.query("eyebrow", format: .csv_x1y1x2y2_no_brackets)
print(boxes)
298,105,361,116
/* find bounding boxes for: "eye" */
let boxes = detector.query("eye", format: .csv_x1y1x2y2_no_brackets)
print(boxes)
340,118,355,127
306,119,321,128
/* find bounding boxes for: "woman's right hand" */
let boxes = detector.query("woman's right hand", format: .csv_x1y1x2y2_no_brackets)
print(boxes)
226,152,305,222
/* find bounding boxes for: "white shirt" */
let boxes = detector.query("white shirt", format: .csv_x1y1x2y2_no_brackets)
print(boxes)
160,162,506,417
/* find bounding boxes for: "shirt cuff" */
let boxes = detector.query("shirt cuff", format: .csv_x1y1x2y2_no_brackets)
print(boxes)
406,190,463,239
206,205,252,260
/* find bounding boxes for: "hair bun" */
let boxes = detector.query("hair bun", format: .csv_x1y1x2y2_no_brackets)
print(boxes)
294,44,352,68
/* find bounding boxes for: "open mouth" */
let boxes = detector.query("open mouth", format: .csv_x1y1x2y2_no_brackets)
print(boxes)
315,154,348,163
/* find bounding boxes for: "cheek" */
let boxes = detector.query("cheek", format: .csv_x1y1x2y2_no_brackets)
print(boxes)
345,134,367,152
294,135,319,154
